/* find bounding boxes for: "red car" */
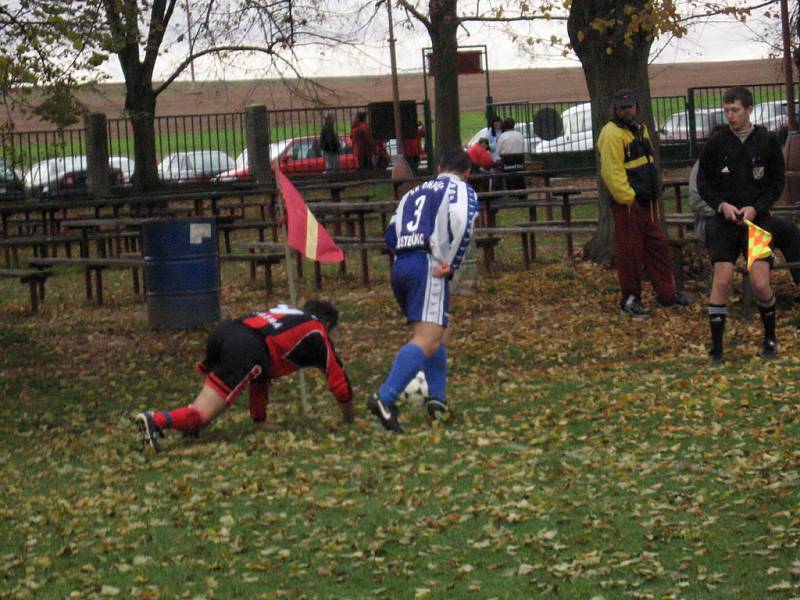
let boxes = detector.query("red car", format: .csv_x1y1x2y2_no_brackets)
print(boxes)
216,135,358,181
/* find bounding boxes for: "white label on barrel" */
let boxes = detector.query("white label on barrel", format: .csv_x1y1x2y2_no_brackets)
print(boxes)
189,223,212,244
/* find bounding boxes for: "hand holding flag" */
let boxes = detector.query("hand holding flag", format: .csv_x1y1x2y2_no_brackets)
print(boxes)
743,219,772,271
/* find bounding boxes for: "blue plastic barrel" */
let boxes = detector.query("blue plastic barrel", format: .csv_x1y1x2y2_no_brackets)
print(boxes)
142,218,220,329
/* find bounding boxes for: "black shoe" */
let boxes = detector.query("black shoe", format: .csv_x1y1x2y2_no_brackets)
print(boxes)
426,398,448,420
709,350,724,365
761,338,778,359
135,411,162,452
662,291,693,307
367,393,402,432
621,295,650,317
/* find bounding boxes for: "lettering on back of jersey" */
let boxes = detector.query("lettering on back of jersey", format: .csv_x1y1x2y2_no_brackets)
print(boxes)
396,232,426,250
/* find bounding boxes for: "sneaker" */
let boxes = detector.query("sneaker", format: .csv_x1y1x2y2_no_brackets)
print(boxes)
426,398,448,420
621,295,650,317
761,338,778,359
135,411,162,452
662,291,693,307
367,393,402,432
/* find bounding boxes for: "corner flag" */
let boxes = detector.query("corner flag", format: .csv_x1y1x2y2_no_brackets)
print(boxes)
276,169,344,263
744,219,772,271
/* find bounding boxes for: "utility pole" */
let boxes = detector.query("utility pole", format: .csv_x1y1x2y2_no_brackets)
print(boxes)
386,0,413,195
185,0,196,90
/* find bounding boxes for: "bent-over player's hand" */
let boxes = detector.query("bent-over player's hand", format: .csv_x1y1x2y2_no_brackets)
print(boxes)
433,263,453,278
339,399,355,424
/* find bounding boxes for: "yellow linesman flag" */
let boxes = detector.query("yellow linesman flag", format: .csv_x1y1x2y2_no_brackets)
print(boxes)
744,219,773,271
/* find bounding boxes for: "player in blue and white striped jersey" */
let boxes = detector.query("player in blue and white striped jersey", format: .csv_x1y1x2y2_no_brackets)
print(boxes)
368,149,480,431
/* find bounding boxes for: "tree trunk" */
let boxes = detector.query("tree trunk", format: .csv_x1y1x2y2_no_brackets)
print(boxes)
568,0,657,263
125,81,160,192
427,0,461,157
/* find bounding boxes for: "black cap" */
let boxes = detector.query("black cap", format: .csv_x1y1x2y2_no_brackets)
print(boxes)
613,89,637,108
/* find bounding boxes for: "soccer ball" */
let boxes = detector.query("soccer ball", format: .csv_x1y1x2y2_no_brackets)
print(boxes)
398,371,428,405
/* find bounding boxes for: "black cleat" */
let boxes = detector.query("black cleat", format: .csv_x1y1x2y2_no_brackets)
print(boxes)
367,393,402,432
761,338,778,359
135,411,162,452
708,350,724,365
425,398,448,420
662,291,693,307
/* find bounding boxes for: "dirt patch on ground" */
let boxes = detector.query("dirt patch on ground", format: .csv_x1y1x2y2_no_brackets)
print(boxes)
7,58,784,132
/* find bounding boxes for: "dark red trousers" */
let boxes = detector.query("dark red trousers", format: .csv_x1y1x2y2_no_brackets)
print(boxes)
612,202,676,305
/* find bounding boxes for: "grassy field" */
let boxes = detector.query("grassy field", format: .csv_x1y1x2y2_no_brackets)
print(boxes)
2,200,800,599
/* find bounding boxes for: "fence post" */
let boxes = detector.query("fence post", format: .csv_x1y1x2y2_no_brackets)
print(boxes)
686,88,697,159
245,105,271,184
85,112,110,197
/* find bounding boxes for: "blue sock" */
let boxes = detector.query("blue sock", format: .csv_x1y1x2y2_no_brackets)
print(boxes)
423,344,447,401
380,343,427,404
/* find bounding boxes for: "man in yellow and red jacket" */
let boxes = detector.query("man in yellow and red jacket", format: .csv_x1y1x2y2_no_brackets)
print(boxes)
597,88,691,317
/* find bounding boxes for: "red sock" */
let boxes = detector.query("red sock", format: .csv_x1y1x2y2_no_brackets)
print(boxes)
153,407,205,432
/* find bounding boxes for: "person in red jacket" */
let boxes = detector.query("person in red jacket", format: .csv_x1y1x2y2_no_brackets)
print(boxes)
350,111,373,170
135,300,353,452
467,138,499,172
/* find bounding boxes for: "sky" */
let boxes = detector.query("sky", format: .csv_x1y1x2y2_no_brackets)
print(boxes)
108,6,780,83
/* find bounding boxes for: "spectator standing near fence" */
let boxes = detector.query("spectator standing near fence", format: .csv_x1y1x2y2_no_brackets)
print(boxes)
135,301,353,452
697,86,786,362
404,121,425,172
351,111,372,170
320,113,341,172
367,149,479,432
487,116,504,161
597,88,691,317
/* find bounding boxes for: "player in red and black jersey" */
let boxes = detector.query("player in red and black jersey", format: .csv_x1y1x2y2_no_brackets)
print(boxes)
135,300,353,452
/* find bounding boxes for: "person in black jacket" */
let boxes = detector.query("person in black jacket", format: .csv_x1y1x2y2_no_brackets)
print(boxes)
698,86,786,363
320,113,341,172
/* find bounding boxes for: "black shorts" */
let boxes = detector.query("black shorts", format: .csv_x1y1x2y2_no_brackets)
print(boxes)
203,320,269,397
707,214,774,266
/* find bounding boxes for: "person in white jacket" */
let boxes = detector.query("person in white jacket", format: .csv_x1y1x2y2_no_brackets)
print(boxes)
368,148,480,432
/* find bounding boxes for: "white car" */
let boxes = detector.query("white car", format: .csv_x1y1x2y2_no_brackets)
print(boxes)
157,150,235,182
465,122,540,153
752,100,792,133
658,108,724,143
532,103,593,154
24,156,125,196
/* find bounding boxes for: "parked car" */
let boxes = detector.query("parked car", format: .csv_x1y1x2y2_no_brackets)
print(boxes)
532,103,593,154
218,135,359,180
157,150,236,182
24,156,125,196
752,100,790,133
0,159,24,198
658,108,724,143
214,139,298,182
109,156,135,184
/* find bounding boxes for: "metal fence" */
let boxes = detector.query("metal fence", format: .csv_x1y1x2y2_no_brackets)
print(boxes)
0,127,86,199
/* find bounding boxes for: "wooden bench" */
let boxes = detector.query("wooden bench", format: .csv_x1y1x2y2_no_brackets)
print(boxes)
736,260,800,306
0,268,52,313
29,256,145,306
220,252,285,296
0,233,81,267
218,220,279,253
475,224,597,271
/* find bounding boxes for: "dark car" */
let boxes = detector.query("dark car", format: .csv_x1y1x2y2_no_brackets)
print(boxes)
0,159,24,200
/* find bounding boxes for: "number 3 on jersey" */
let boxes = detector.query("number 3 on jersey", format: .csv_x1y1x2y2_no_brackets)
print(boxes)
405,196,425,233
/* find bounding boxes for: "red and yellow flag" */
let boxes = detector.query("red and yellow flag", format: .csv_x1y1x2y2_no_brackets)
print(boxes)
744,219,772,270
276,168,343,263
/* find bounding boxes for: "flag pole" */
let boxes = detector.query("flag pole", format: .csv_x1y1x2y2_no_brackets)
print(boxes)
274,166,312,417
